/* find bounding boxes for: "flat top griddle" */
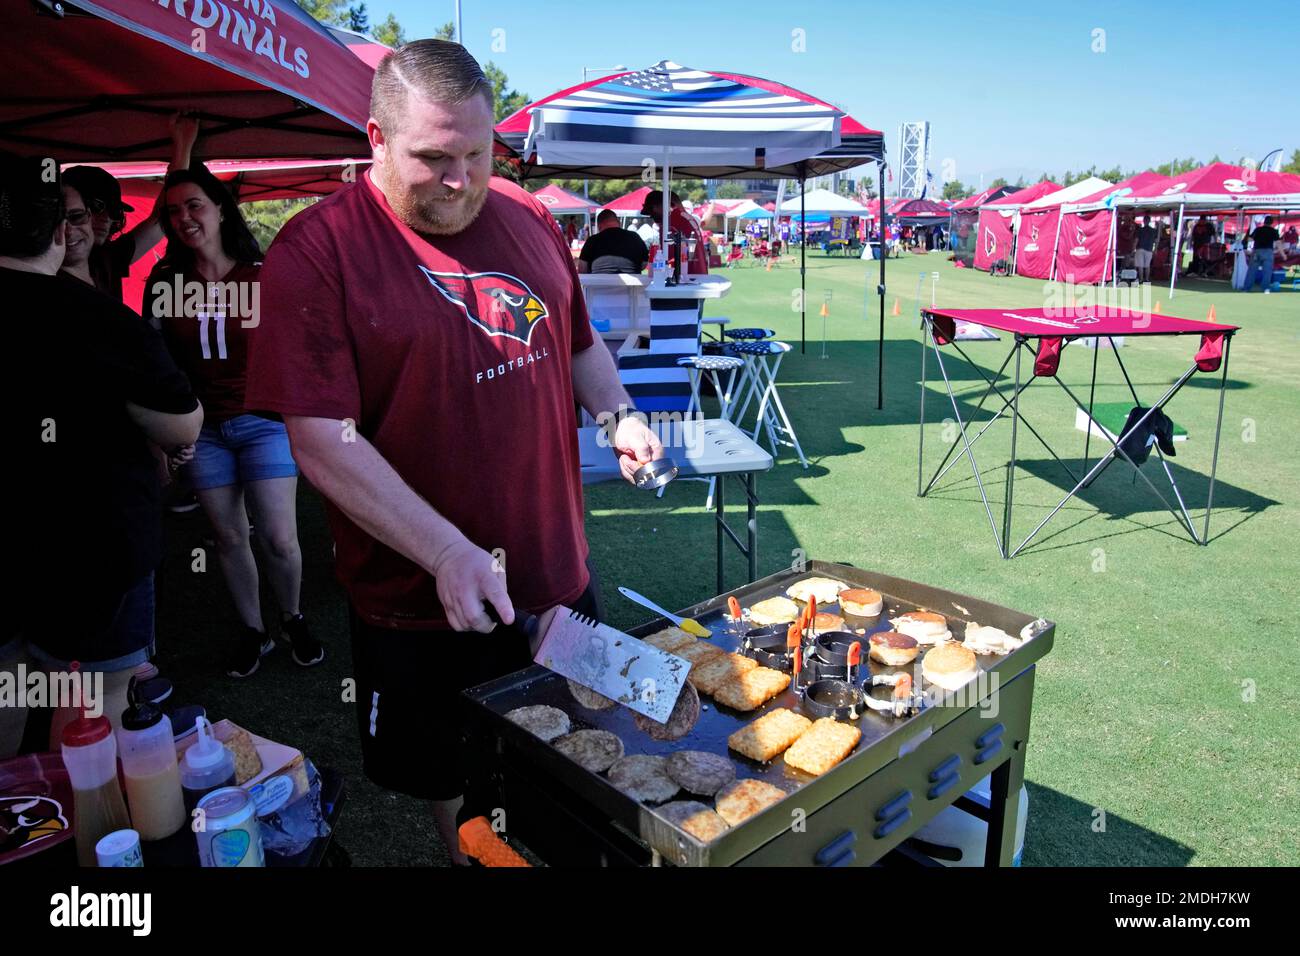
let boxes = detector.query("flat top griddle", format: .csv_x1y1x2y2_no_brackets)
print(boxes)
463,561,1054,866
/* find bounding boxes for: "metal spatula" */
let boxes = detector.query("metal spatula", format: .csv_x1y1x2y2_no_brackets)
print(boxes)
493,605,690,724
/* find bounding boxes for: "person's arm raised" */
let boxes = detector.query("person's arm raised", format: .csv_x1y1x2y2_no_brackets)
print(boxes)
283,415,512,632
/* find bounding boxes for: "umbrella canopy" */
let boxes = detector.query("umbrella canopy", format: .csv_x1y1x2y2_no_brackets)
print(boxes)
1065,170,1170,210
530,182,601,215
325,25,392,69
1120,162,1300,209
518,61,841,176
91,158,369,202
0,0,373,161
1018,176,1112,210
950,185,1015,209
498,60,883,179
601,186,654,212
735,206,774,220
984,180,1062,208
778,187,870,215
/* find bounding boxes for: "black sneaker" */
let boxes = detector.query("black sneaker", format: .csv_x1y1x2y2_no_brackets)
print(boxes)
282,613,325,667
228,626,275,679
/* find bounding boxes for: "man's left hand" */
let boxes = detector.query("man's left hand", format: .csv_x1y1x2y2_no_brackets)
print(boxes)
613,415,664,484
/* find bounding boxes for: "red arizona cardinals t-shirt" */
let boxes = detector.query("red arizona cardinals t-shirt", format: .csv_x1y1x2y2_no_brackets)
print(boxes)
245,173,594,629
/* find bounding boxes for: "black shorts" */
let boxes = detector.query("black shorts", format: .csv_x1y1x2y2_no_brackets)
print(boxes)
349,570,603,801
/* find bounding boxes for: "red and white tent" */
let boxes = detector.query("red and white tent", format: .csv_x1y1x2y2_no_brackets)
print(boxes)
530,183,601,216
1052,171,1171,284
1012,177,1111,280
973,181,1061,270
0,0,373,161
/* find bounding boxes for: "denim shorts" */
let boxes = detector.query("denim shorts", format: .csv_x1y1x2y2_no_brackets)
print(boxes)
190,413,299,491
25,571,156,672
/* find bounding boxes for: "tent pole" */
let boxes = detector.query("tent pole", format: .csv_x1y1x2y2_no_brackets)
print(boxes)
1048,209,1064,283
877,158,886,410
1108,209,1118,288
800,174,806,354
1169,202,1186,298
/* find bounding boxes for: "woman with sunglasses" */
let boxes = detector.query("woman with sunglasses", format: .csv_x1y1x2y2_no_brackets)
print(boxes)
144,166,323,679
62,113,199,303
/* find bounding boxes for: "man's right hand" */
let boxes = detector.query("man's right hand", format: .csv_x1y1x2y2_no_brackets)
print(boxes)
431,539,514,633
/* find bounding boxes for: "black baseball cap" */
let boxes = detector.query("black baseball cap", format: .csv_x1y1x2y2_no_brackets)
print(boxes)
62,165,134,215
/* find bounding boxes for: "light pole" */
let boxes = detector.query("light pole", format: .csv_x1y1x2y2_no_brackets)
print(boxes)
580,66,626,201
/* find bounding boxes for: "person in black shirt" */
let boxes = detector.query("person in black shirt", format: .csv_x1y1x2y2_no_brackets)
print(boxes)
577,209,649,274
1245,216,1279,291
0,155,203,754
61,113,198,304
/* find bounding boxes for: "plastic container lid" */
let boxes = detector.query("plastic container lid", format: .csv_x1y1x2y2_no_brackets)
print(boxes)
182,717,228,771
61,712,112,748
120,699,164,731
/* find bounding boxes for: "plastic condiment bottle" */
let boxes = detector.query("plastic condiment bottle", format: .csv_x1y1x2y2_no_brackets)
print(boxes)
180,717,236,815
62,711,131,867
116,679,186,841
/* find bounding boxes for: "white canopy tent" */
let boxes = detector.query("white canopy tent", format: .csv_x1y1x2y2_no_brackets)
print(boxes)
778,187,871,216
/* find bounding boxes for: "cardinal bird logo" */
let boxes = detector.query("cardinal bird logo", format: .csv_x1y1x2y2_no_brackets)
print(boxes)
984,227,997,258
418,267,550,346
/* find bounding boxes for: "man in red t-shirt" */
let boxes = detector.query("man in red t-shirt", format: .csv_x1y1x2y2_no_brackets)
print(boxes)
244,40,664,863
642,190,710,275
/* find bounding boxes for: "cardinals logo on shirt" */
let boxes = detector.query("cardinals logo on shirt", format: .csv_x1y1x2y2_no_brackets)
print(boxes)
418,267,550,346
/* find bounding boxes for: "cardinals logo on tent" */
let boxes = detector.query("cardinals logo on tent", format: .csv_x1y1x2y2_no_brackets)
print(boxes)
1070,226,1089,258
419,267,550,346
1222,178,1256,193
1023,224,1040,253
984,227,997,258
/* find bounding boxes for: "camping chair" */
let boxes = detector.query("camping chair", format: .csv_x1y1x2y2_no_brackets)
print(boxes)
768,239,783,267
752,240,770,262
726,244,746,268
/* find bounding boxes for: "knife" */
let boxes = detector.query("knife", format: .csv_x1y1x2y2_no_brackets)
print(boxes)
486,603,690,724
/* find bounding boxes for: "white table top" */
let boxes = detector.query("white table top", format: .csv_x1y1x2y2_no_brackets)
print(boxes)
579,273,732,300
578,417,772,483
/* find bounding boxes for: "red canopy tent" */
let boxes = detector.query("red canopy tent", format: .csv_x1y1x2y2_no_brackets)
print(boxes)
601,186,654,215
973,181,1061,270
0,0,372,161
530,183,601,216
951,184,1016,210
1052,171,1170,284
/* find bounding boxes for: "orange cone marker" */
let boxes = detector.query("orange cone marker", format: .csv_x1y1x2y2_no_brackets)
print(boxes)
891,298,901,316
1153,301,1162,314
819,302,829,318
1207,304,1217,321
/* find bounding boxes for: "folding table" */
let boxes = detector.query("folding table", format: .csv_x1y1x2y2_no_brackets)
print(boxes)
578,418,774,591
917,306,1239,558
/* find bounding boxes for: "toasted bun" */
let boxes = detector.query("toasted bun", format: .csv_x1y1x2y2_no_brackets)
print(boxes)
868,630,919,666
839,588,883,616
922,642,978,691
811,612,845,635
894,609,951,644
748,596,798,626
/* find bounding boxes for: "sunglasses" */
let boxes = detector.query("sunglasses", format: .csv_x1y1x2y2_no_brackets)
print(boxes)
84,196,109,216
66,208,91,226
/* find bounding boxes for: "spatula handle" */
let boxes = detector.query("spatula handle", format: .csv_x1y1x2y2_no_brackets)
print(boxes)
483,602,542,654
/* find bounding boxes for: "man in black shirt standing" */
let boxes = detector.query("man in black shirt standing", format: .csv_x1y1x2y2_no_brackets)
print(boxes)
577,209,649,274
0,155,203,756
1245,216,1279,292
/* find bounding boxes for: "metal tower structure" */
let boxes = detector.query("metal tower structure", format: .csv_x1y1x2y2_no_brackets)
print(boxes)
897,121,930,198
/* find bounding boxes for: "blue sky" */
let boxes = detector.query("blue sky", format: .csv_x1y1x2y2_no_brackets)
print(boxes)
369,0,1289,187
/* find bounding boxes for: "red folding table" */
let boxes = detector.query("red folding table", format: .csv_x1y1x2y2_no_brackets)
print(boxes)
917,306,1239,558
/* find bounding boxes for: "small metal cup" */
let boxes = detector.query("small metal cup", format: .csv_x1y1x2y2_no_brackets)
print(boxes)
632,457,679,490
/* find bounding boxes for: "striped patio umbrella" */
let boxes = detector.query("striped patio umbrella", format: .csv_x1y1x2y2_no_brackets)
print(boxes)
497,61,888,397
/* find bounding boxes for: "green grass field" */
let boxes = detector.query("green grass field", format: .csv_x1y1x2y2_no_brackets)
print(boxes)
156,251,1299,866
